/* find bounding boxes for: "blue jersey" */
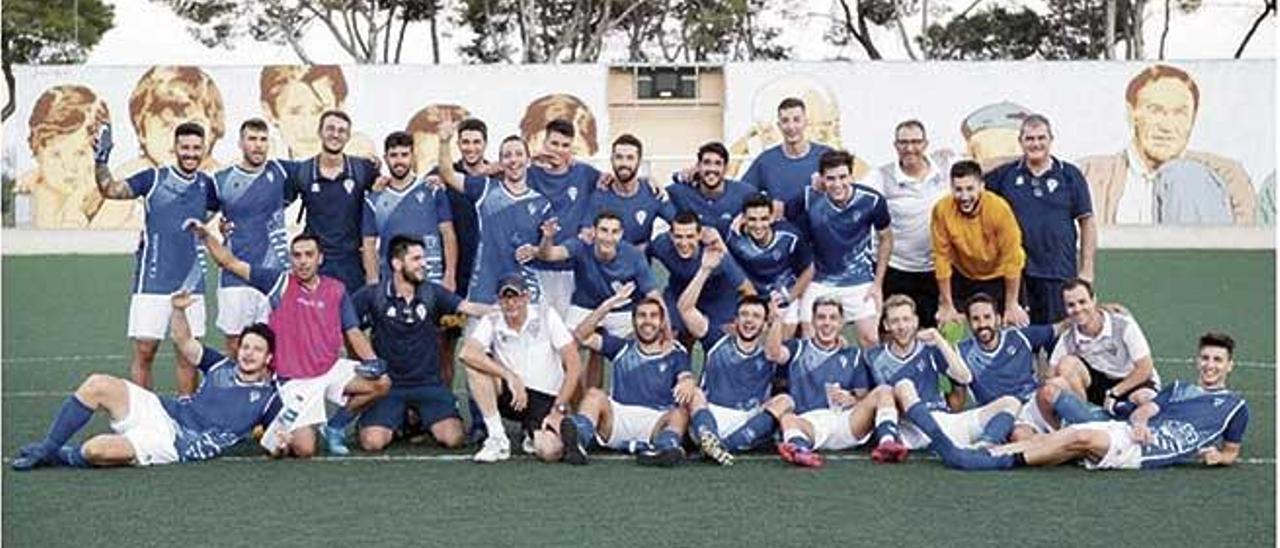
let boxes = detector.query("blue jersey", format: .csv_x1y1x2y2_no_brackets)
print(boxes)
859,342,951,411
580,181,676,246
127,167,217,295
798,185,890,286
431,160,483,296
1139,380,1250,469
563,239,657,311
726,221,813,296
740,142,832,221
647,233,749,331
700,334,777,411
958,325,1056,405
463,176,552,304
600,335,692,409
666,180,758,237
527,163,600,271
985,157,1093,280
784,340,861,414
160,347,279,462
284,156,378,291
352,281,461,387
212,162,290,289
362,179,453,284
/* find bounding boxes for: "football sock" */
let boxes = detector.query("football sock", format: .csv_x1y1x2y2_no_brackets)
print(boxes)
467,398,487,436
653,430,681,451
905,402,1014,470
690,409,719,440
977,411,1016,446
782,428,813,452
568,413,596,448
57,444,90,468
326,407,355,431
1052,392,1106,425
41,396,94,452
724,412,778,452
874,405,900,445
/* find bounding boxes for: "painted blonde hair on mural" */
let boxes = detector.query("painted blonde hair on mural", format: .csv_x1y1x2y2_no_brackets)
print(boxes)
28,85,110,155
128,66,226,143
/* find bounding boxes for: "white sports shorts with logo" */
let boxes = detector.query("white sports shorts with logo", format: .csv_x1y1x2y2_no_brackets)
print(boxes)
604,400,665,450
128,293,206,340
111,380,180,466
901,407,986,450
707,403,761,437
801,408,871,450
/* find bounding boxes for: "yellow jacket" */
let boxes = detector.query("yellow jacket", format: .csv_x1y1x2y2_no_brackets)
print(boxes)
930,192,1025,281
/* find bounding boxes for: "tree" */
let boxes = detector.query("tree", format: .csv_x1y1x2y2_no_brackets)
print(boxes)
919,0,1138,60
1,0,115,121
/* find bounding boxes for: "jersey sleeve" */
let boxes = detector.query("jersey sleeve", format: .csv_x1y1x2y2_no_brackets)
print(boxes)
783,340,802,366
197,345,225,373
205,175,222,212
1223,402,1250,444
433,187,453,222
248,267,286,297
432,283,462,317
562,238,586,259
339,292,360,331
790,233,814,273
1121,320,1152,362
469,315,497,348
599,333,627,361
126,169,157,197
718,254,749,288
982,166,1007,196
352,156,379,187
361,198,379,237
1019,325,1057,352
631,250,658,295
1066,165,1094,219
672,348,693,376
280,160,304,204
871,193,892,230
351,285,374,324
656,192,678,222
463,175,488,202
544,306,575,350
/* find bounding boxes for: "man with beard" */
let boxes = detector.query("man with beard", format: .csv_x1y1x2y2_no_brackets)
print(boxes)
523,211,661,392
282,110,381,294
93,121,218,394
558,286,693,466
582,134,675,251
739,97,834,222
793,150,892,347
667,142,758,238
361,131,457,291
676,247,793,466
352,235,493,452
647,212,756,343
726,194,814,338
768,297,904,468
931,160,1028,328
211,119,292,359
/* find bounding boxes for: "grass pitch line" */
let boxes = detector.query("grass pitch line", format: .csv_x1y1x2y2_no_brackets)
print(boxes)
205,454,1277,465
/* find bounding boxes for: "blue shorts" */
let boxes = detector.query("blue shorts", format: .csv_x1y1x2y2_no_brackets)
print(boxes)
358,385,461,430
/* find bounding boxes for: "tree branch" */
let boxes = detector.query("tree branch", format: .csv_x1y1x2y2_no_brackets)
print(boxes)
1235,0,1275,58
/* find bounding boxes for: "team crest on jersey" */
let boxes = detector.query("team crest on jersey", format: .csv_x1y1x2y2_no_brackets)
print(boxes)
250,391,261,403
1015,175,1025,186
415,191,426,203
636,210,647,225
343,179,355,194
415,303,427,320
568,187,579,202
311,182,321,193
1046,178,1059,193
386,306,397,318
1007,347,1016,356
527,202,540,216
1213,397,1225,407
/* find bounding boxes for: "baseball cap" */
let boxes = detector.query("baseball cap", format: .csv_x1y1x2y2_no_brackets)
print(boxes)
961,101,1033,140
498,274,527,296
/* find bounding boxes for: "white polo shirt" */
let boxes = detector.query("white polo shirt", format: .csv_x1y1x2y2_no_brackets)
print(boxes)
469,302,573,396
863,157,950,272
1049,310,1155,381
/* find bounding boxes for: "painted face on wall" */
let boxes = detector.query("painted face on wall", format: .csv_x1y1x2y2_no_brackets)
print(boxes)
1130,77,1196,168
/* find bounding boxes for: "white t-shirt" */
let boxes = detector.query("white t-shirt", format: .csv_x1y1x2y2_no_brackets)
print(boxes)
469,303,573,396
863,158,951,272
1049,310,1154,380
1117,146,1156,224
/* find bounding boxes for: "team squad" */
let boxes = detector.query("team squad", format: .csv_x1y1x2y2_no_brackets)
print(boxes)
11,94,1249,472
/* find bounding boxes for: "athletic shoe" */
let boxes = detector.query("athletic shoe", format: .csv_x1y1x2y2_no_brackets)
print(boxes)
777,442,824,468
521,435,537,455
322,425,351,456
698,432,734,467
473,437,511,463
871,439,909,463
10,443,55,471
636,446,685,467
16,442,44,459
559,416,589,465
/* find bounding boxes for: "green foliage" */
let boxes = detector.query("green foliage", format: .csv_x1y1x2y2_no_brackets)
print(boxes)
920,0,1134,60
2,0,116,65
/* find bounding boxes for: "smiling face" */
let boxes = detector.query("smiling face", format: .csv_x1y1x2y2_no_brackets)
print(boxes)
743,204,773,244
966,300,1000,347
318,113,351,155
811,301,843,347
594,217,624,258
951,174,983,215
1062,285,1096,328
543,130,573,169
1196,344,1234,388
394,244,427,285
894,125,928,170
1018,122,1053,164
823,164,854,205
289,239,323,283
883,303,919,348
1130,77,1196,168
174,134,205,173
632,300,665,345
611,143,640,184
734,301,768,342
458,129,487,166
776,106,807,146
500,139,530,183
236,331,273,377
698,151,726,191
385,145,414,181
670,221,700,259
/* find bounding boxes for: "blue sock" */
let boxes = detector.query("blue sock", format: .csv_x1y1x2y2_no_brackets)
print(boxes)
327,407,355,431
977,412,1015,446
569,414,596,448
905,403,1015,471
653,430,681,451
56,444,90,468
1052,392,1108,425
724,412,778,452
786,435,814,452
42,396,94,451
874,419,900,445
690,409,719,440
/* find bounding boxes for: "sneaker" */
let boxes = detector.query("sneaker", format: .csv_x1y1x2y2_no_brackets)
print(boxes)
777,443,824,468
17,442,44,459
559,417,589,465
473,437,511,463
698,432,734,467
521,435,537,455
322,425,351,456
871,439,909,463
636,446,685,467
10,443,55,471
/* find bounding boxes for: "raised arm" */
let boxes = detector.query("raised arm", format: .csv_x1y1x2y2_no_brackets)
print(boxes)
678,246,723,341
90,124,135,200
920,327,973,386
435,116,466,193
572,282,637,351
535,218,570,262
169,291,205,366
189,220,251,281
763,294,792,364
440,222,459,293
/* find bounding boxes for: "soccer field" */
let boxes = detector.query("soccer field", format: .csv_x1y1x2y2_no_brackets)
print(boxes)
2,250,1275,547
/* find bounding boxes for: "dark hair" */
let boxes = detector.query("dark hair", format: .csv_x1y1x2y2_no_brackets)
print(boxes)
964,292,998,316
384,130,414,152
1062,277,1094,298
950,160,983,181
1126,64,1200,113
818,149,854,175
742,194,773,215
546,118,575,139
612,133,644,159
239,118,269,135
594,210,622,228
1019,114,1054,139
672,210,701,228
500,134,529,155
634,296,665,316
777,97,806,113
697,141,729,164
388,234,424,270
1198,332,1235,358
458,118,488,141
811,296,844,317
318,109,351,130
241,322,277,356
290,233,322,250
737,294,769,314
174,122,206,141
894,119,927,140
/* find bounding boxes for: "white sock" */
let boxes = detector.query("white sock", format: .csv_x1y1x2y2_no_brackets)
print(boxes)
782,428,806,442
483,415,508,443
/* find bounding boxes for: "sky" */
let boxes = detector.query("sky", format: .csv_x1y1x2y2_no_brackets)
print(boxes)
84,0,1276,66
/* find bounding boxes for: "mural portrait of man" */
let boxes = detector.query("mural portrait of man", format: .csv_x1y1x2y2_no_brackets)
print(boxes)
18,85,111,228
1080,64,1255,225
727,73,869,178
520,93,599,158
406,103,471,174
960,100,1031,174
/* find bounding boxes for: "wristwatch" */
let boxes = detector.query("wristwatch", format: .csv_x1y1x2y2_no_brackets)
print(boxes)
554,403,570,414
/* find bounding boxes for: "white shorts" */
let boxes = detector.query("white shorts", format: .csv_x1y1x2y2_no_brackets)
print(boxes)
798,281,877,323
800,408,870,451
533,269,574,318
1072,421,1141,470
604,400,664,450
707,403,761,438
110,381,180,466
1016,398,1054,435
277,359,359,429
901,408,986,450
215,286,271,335
127,293,206,340
565,305,634,339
